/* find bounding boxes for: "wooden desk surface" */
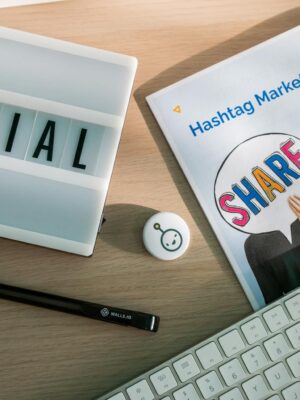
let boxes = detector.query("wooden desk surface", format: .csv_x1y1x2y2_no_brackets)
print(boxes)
0,1,299,399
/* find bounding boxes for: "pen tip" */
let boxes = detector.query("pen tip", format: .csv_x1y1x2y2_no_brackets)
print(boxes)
150,315,160,332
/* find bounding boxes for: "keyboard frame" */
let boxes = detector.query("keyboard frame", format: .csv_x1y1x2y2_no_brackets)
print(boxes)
98,288,300,400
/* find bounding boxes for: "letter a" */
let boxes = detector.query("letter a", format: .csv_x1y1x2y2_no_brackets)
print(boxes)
32,120,55,161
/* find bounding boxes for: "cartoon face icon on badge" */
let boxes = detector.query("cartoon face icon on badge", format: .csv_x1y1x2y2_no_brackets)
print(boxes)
154,223,183,252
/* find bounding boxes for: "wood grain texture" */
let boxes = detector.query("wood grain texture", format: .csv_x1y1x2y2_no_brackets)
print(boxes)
0,0,299,399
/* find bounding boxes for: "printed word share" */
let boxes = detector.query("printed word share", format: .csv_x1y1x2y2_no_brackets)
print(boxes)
215,134,300,242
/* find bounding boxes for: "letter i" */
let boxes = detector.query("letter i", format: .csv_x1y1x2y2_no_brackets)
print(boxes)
5,113,21,152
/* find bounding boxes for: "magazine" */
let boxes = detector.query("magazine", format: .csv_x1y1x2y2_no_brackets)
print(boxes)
146,26,300,310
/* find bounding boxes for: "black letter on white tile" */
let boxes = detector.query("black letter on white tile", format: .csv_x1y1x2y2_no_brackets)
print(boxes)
33,120,55,161
5,113,21,152
72,128,87,170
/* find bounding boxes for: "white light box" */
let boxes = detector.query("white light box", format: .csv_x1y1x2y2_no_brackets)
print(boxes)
0,27,137,256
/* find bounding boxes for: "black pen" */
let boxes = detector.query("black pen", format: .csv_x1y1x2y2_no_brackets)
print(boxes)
0,283,160,332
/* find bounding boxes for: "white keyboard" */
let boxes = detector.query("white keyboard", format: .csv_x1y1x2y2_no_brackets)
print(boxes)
98,288,300,400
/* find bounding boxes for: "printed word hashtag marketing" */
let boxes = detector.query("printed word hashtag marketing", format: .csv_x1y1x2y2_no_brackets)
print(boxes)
189,73,300,136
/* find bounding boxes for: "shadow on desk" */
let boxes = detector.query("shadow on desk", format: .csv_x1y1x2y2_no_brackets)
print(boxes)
101,204,157,254
134,6,300,268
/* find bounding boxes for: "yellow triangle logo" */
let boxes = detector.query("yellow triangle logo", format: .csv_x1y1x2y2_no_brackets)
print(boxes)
173,105,181,113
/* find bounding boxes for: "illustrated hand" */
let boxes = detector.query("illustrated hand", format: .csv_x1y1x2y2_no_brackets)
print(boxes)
288,195,300,220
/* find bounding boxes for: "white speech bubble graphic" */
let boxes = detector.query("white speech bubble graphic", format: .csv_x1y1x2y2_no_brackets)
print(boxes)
215,133,300,242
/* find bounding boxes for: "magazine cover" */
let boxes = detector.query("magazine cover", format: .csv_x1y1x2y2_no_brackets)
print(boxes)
147,26,300,310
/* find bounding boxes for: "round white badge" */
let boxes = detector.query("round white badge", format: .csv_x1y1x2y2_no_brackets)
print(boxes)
143,212,190,260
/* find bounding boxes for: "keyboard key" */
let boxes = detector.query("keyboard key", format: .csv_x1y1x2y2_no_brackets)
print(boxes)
219,358,246,386
196,371,223,399
218,330,245,357
241,317,267,344
173,383,200,400
127,380,154,400
173,354,200,382
263,305,289,332
282,382,300,400
242,346,268,373
150,366,177,395
219,388,243,400
287,351,300,377
267,397,280,400
285,294,300,320
196,342,223,369
242,375,269,400
286,322,300,348
264,362,291,390
263,333,291,361
108,393,126,400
